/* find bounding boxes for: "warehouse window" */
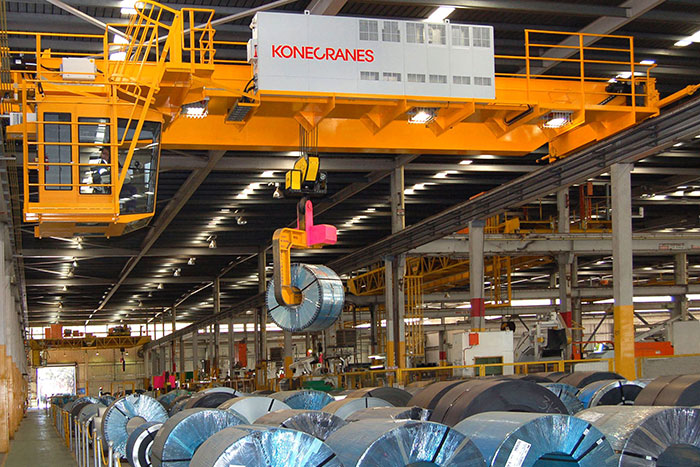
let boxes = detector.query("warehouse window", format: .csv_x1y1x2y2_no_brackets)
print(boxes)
383,72,402,82
429,74,448,84
427,24,446,45
474,76,492,86
78,117,110,194
359,20,379,41
43,112,72,191
407,73,426,83
453,75,471,85
360,71,380,81
406,23,425,43
382,21,400,42
472,27,491,48
451,25,470,47
116,118,161,214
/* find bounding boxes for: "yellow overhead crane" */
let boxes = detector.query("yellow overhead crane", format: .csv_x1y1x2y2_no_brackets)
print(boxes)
3,1,663,238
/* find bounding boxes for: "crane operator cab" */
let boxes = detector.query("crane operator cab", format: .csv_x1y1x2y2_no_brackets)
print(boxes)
20,104,162,238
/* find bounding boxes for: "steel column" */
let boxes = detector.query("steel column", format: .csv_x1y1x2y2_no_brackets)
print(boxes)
612,163,635,379
468,220,485,331
178,336,185,384
228,317,235,377
672,253,689,320
283,331,293,378
385,166,406,368
192,330,199,381
557,188,573,331
258,247,267,363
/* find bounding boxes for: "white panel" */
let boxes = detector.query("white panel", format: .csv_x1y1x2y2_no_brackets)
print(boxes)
251,12,495,100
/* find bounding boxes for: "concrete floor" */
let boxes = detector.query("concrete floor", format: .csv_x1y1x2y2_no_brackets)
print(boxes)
4,409,76,467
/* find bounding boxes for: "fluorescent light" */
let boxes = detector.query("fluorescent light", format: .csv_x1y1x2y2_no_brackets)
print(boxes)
120,0,137,15
261,171,275,178
408,107,438,124
675,39,692,47
459,160,473,165
434,170,457,179
425,6,455,22
404,188,415,195
673,142,683,147
543,117,568,128
640,59,655,65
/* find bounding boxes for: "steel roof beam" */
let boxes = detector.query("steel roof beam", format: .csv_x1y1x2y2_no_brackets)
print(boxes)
19,247,259,259
518,0,665,76
307,0,348,15
327,93,700,274
378,0,630,17
90,150,227,320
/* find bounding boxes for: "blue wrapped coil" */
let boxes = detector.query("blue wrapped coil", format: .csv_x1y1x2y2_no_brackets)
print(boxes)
266,264,344,332
255,409,347,441
157,390,189,410
454,412,616,466
101,394,169,457
325,419,486,466
577,380,644,409
345,406,431,422
218,396,291,424
577,406,700,466
271,390,334,410
540,382,584,414
151,408,247,467
190,425,342,467
322,396,393,420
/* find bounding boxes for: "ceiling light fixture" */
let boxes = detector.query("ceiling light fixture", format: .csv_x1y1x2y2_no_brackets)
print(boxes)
261,171,276,178
675,39,692,47
187,257,196,266
541,111,573,129
181,98,209,119
273,183,284,199
157,283,163,290
173,268,181,277
425,6,455,22
639,59,655,65
459,160,473,165
408,107,438,124
236,216,247,225
72,259,78,268
207,235,217,249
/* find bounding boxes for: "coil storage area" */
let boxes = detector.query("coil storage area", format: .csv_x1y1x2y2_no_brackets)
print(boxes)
18,4,700,466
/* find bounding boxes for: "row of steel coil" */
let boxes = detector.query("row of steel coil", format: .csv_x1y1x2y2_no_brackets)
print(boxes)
51,371,700,466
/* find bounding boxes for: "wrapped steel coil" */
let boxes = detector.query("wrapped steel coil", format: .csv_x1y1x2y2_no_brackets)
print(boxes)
558,371,624,389
578,380,644,408
431,379,567,426
218,396,291,423
151,408,247,467
126,421,163,467
345,386,412,406
52,395,76,407
252,389,274,395
100,395,116,406
183,391,238,410
200,387,247,396
101,394,169,457
271,390,334,410
345,406,431,422
255,409,347,440
157,390,189,410
190,425,341,466
322,396,393,420
78,402,105,425
326,419,485,466
577,406,700,466
454,412,616,466
634,374,700,406
540,383,584,415
168,395,191,416
70,401,93,418
266,263,344,332
408,380,465,410
527,372,568,382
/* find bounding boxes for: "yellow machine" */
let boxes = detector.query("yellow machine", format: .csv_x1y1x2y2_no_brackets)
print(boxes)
3,2,669,238
284,154,327,197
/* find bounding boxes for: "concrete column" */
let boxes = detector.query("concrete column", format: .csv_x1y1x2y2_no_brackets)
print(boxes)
369,304,378,356
178,336,185,384
258,247,267,363
171,306,177,333
469,220,486,331
144,349,150,382
213,279,221,377
228,317,235,377
192,330,199,381
159,347,166,375
171,307,177,374
672,253,689,320
611,163,635,379
283,331,293,378
557,188,573,330
571,257,583,353
384,166,406,369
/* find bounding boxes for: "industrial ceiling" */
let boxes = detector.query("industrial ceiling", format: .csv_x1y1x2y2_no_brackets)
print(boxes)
7,0,700,326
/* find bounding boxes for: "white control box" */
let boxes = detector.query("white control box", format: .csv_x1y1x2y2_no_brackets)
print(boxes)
60,58,96,81
249,12,495,99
